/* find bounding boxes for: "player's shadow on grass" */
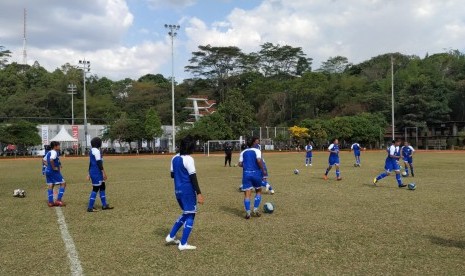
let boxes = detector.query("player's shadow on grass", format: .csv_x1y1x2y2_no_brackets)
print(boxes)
154,227,171,239
427,235,465,249
219,205,244,218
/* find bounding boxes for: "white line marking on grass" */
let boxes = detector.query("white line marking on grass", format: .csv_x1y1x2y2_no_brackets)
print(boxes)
55,207,84,276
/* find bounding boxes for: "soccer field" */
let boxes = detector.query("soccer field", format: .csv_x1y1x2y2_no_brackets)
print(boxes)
1,151,464,275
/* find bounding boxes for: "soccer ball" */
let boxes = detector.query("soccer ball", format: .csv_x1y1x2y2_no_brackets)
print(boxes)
408,183,416,190
13,189,26,198
263,202,275,213
294,169,300,175
401,171,408,177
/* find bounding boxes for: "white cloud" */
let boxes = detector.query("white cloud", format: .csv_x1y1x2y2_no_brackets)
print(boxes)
147,0,196,10
183,0,465,69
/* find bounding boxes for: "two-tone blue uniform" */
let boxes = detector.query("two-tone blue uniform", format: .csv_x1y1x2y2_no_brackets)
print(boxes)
384,145,401,172
239,148,263,191
328,143,340,166
89,148,104,185
305,145,313,158
171,154,198,214
401,145,414,164
351,143,361,157
45,150,65,185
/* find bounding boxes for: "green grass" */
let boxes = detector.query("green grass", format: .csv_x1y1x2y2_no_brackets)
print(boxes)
1,151,464,275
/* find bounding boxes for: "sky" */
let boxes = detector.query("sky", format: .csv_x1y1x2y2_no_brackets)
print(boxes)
1,0,464,81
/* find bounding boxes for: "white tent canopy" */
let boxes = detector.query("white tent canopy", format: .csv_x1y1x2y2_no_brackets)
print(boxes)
50,126,77,142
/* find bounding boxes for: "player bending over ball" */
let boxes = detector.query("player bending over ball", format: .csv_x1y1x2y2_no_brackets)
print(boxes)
87,137,113,212
373,139,407,188
350,142,361,167
323,138,342,181
166,135,204,251
305,141,313,166
239,137,267,219
401,141,415,177
44,141,67,207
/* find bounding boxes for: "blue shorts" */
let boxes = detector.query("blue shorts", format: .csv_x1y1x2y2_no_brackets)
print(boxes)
329,156,340,166
354,151,360,157
403,157,413,164
384,160,400,172
176,194,197,214
46,171,65,185
242,172,262,191
306,152,312,158
90,172,104,186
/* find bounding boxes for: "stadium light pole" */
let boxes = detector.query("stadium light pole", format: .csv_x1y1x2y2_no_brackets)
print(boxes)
391,55,395,140
79,59,90,154
165,24,180,153
67,84,77,125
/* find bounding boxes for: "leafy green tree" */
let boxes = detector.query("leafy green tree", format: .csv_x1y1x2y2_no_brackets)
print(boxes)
0,121,41,150
317,56,351,74
258,42,311,77
144,108,163,152
177,112,233,141
185,44,244,102
0,46,12,69
217,89,256,137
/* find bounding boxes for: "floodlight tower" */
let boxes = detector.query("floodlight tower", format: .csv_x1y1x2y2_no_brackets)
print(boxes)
67,84,77,125
22,8,27,66
165,23,180,153
78,59,90,153
391,56,395,140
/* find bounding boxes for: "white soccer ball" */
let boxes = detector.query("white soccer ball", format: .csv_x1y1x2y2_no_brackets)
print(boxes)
401,171,408,177
13,189,26,198
294,169,300,175
263,202,275,213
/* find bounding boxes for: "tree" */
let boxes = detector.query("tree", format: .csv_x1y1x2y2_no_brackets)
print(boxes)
317,56,351,74
288,125,309,146
217,89,255,137
0,121,41,152
144,108,163,152
0,46,11,69
177,112,233,141
185,45,244,102
258,42,311,77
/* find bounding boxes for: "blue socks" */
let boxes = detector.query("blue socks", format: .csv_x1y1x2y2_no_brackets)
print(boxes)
244,198,251,212
376,172,388,181
336,169,340,178
181,214,195,245
169,214,187,239
99,190,107,206
47,189,53,203
169,214,196,245
88,191,97,209
57,187,65,201
254,194,261,209
396,174,402,186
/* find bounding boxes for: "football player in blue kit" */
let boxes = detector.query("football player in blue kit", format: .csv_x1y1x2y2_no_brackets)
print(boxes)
350,142,361,167
44,141,67,207
323,138,342,181
166,135,205,251
239,137,267,219
373,139,407,188
305,141,313,166
401,141,415,177
87,137,113,212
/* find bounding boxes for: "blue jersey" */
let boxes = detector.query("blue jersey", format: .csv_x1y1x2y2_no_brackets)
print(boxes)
89,148,104,185
351,143,360,152
385,145,400,171
42,149,50,175
401,146,414,158
44,150,65,184
240,148,262,174
328,143,340,165
171,154,196,197
305,145,313,157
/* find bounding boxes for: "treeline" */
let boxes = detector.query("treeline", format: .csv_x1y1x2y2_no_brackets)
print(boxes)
1,44,465,146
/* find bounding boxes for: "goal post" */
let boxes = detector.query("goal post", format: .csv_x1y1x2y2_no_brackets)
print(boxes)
206,139,243,156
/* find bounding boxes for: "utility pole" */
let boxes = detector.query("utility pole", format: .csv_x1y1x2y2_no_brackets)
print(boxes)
165,24,180,153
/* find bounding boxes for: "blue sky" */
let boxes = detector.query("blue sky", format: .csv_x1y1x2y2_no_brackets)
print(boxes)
1,0,464,81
